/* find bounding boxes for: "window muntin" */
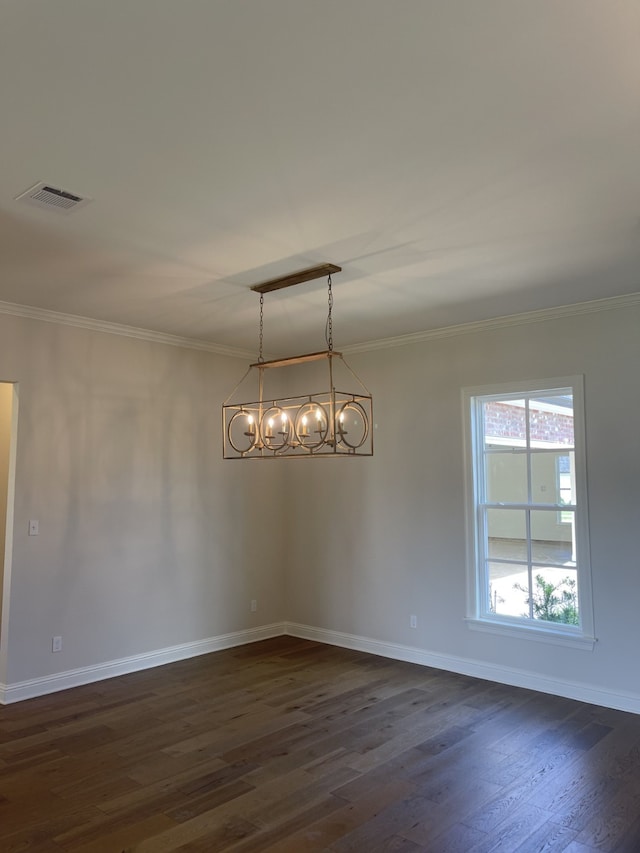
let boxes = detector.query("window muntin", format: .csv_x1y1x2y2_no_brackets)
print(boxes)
556,454,574,523
465,378,593,644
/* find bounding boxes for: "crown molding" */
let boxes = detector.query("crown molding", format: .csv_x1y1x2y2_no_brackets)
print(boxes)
0,299,253,359
342,291,640,355
1,290,638,360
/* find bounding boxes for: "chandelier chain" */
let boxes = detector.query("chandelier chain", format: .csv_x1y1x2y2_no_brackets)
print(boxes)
326,274,334,351
258,293,264,363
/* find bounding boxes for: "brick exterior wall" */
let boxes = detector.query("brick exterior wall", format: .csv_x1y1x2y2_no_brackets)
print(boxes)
484,402,573,445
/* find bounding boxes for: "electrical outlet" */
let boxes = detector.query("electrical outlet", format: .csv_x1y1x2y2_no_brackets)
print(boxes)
410,614,417,629
250,599,257,612
52,636,62,653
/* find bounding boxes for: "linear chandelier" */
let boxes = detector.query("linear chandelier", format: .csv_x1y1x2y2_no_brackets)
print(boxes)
223,264,373,459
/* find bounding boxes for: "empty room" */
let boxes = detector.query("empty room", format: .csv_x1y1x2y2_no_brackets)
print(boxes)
1,2,639,851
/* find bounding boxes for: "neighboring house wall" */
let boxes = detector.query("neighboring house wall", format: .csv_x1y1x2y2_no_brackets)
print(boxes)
285,302,640,708
484,402,574,445
485,452,570,542
483,400,574,541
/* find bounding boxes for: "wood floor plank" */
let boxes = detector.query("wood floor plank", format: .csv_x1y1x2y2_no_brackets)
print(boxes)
222,795,346,853
0,636,639,852
368,835,428,852
396,775,503,847
511,818,578,852
67,814,178,853
421,821,487,853
0,804,100,853
327,792,439,852
262,779,419,853
466,802,552,852
574,778,640,851
611,814,640,853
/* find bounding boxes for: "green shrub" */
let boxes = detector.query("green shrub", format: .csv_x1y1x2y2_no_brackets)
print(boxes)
515,574,578,625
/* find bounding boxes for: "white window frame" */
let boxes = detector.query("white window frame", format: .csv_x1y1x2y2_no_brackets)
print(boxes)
462,376,595,650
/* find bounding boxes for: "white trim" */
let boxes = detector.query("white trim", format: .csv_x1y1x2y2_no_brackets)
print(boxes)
0,292,639,360
0,623,286,704
285,623,640,715
343,291,640,355
465,618,595,650
1,622,635,714
0,300,252,359
461,376,595,644
0,383,19,687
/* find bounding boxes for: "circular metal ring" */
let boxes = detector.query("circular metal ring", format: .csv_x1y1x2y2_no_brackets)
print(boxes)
260,406,291,453
227,410,259,455
294,402,329,451
336,401,369,450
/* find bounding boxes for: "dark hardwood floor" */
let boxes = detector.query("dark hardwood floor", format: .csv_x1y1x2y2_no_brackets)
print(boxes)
1,636,639,852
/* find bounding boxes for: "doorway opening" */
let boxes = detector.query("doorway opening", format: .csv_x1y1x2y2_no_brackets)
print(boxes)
0,382,18,662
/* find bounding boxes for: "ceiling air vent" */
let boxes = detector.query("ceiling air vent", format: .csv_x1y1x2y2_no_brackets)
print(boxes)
14,181,92,213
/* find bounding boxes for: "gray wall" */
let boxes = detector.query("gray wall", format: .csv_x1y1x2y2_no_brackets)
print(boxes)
285,304,640,702
1,301,639,709
0,315,286,686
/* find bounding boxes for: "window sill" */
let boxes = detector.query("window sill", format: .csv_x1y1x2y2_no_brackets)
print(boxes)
465,618,596,650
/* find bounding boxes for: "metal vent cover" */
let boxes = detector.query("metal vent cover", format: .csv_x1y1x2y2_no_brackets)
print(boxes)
14,181,91,213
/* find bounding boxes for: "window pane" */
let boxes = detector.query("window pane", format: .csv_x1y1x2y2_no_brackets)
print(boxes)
487,508,526,559
486,452,527,503
528,394,574,446
529,566,579,625
531,450,575,505
488,561,530,618
483,399,526,447
530,510,575,565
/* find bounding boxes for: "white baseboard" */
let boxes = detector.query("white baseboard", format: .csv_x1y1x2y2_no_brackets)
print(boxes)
285,622,640,715
3,621,639,715
0,622,286,704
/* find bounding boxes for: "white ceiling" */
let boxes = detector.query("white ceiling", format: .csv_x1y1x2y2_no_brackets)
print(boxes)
1,1,639,355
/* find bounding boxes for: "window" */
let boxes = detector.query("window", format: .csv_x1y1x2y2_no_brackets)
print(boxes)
463,377,595,648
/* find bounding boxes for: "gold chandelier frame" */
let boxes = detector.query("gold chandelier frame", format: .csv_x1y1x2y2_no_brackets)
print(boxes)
222,264,373,459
